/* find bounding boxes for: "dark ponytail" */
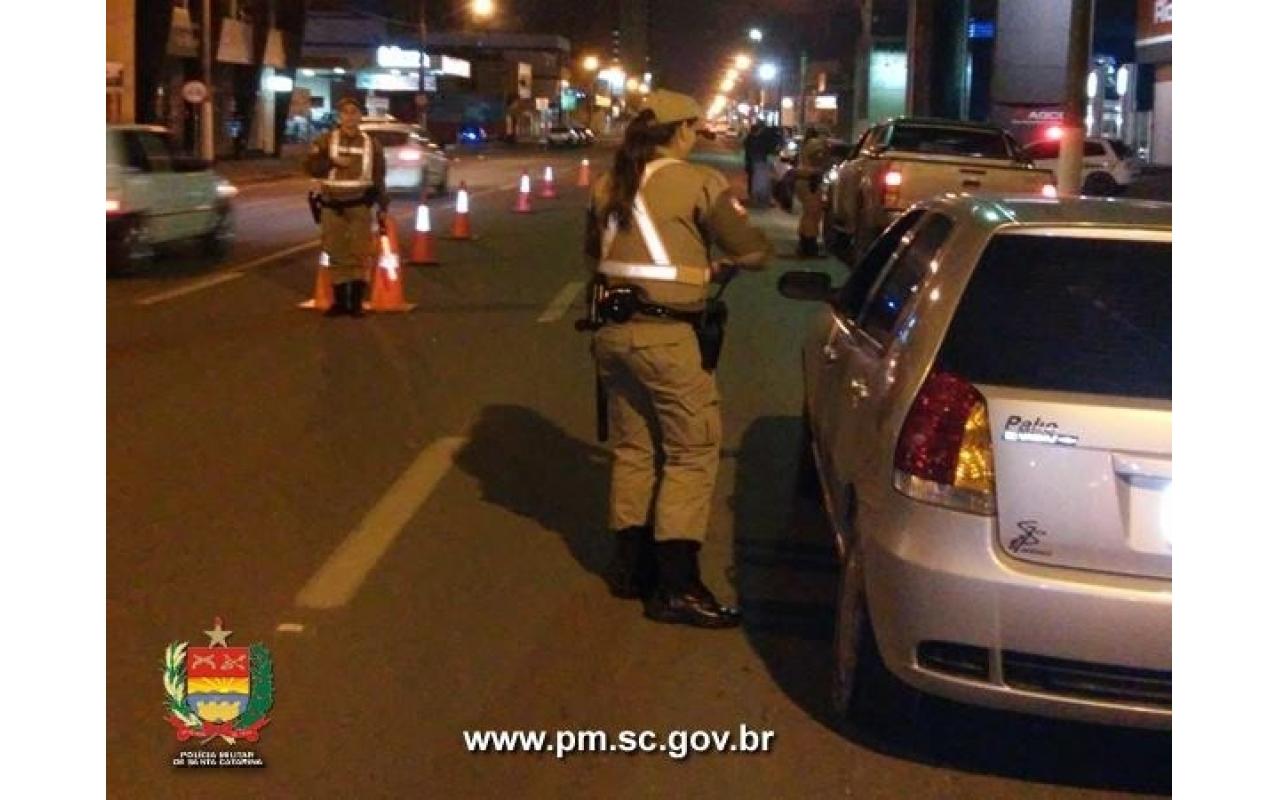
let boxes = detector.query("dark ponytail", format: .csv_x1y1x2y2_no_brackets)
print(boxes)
603,109,683,230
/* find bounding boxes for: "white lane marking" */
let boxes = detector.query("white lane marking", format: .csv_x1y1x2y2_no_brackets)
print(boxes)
135,239,321,306
135,272,245,305
294,436,468,610
537,280,585,323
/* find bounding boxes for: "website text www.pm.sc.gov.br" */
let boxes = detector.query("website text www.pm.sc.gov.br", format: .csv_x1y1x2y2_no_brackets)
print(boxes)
463,725,777,761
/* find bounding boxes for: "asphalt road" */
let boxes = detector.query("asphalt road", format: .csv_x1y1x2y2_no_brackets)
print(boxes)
107,140,1171,799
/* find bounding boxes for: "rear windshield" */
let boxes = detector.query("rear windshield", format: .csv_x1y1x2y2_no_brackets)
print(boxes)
887,125,1012,159
935,233,1171,399
368,131,410,147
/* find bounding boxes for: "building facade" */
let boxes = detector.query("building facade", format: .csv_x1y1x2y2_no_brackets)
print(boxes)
1135,0,1172,165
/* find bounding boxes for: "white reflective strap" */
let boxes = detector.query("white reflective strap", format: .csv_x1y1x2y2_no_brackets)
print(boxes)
598,260,710,286
323,179,374,189
319,251,330,267
378,235,399,280
456,188,469,214
600,158,680,264
326,131,373,184
415,204,431,232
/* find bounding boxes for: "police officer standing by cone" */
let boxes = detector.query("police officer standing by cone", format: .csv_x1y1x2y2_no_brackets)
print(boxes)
793,127,829,258
305,96,389,317
581,90,772,629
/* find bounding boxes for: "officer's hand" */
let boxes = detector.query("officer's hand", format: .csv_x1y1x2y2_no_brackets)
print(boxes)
711,260,741,282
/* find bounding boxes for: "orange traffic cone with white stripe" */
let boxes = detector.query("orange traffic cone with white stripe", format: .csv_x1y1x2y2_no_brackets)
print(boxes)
298,250,335,311
538,164,557,199
368,222,415,312
513,170,533,213
449,182,475,240
577,158,591,187
408,201,440,266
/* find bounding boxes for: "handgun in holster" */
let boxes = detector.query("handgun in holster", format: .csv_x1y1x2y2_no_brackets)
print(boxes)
307,191,322,225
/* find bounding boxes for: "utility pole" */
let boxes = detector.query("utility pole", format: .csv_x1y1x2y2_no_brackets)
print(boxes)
419,1,429,130
200,0,214,161
1057,0,1092,195
798,50,808,130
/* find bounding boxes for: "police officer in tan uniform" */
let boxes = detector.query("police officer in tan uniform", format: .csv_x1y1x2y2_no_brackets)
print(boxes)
793,127,829,257
583,90,772,629
304,96,389,316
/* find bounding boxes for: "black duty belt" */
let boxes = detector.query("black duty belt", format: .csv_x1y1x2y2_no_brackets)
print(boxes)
319,195,375,210
632,302,705,326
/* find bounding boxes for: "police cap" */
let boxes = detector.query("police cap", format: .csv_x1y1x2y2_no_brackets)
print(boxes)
642,90,702,125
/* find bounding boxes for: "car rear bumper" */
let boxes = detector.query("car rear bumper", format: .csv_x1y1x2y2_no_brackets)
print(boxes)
858,493,1171,729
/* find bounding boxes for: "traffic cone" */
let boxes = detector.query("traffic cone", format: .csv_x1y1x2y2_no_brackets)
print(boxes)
538,164,557,199
449,182,475,240
298,250,334,311
368,223,415,312
513,171,534,213
407,202,440,266
577,158,591,187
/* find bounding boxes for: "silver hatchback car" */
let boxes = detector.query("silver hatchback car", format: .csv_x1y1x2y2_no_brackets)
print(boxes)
779,195,1171,730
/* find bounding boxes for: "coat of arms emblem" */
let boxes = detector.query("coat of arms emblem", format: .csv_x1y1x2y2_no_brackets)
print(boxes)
163,618,274,744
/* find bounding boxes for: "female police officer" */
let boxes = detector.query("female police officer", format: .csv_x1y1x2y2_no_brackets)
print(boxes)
583,90,772,629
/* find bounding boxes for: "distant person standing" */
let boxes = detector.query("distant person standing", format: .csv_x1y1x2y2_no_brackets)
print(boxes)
793,128,829,257
744,121,771,207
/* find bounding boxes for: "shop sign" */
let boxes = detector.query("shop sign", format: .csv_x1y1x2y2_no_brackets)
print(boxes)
814,94,838,110
167,7,199,58
358,72,435,92
440,56,471,79
263,29,286,69
218,18,254,65
377,46,425,70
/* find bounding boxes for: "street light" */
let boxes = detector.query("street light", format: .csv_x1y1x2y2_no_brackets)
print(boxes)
734,54,752,71
757,63,778,81
719,77,735,93
472,0,496,19
582,55,600,72
749,28,763,42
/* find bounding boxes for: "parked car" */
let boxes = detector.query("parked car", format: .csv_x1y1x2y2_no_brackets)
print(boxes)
545,126,581,148
773,138,853,213
1023,137,1140,196
778,194,1171,732
360,121,450,197
826,117,1055,263
106,125,236,272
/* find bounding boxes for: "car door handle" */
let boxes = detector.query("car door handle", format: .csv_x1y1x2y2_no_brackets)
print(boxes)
849,378,870,399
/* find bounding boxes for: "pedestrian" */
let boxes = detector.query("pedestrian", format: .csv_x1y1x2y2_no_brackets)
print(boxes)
304,96,389,317
583,90,773,629
793,127,829,257
744,121,772,207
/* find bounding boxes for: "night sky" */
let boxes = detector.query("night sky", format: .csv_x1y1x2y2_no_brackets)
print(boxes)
396,0,1139,102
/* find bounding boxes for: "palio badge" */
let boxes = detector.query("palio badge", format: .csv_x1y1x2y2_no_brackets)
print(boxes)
164,618,274,747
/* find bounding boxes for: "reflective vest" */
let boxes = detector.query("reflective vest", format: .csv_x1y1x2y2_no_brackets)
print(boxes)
598,158,711,288
322,131,374,192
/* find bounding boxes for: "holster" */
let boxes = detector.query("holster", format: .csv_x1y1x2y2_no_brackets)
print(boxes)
694,300,728,371
307,191,322,224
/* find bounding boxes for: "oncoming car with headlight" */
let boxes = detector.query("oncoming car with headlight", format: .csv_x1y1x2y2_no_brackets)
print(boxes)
779,195,1171,731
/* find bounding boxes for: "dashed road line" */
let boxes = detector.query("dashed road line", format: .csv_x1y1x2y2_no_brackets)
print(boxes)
537,280,585,323
294,436,468,610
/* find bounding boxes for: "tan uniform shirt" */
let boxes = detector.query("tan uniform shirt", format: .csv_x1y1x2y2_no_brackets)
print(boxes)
304,129,389,209
584,155,771,340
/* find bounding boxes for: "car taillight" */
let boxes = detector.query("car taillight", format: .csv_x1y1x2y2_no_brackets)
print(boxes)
399,148,421,162
1040,183,1058,198
106,197,122,214
893,371,996,515
882,164,903,208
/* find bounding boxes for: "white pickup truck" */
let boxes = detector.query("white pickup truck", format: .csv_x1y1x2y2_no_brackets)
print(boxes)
825,118,1055,263
106,125,237,272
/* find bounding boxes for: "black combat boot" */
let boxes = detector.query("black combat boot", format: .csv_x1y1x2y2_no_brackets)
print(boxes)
605,526,657,599
325,282,349,317
348,280,367,317
644,540,741,629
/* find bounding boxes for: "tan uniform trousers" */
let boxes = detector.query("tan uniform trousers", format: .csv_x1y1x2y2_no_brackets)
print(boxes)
593,321,722,543
321,204,374,284
795,175,823,239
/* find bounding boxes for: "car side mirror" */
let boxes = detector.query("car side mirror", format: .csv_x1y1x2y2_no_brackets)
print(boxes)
777,270,834,302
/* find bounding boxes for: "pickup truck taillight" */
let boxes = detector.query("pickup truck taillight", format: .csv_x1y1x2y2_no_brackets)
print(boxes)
1040,183,1058,198
881,164,903,208
106,196,122,215
893,371,996,515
